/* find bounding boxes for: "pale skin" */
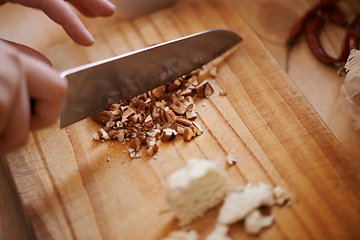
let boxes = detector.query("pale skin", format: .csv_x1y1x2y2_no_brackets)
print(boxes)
0,0,116,153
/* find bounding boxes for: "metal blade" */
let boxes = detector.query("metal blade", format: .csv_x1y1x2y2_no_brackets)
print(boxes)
60,29,242,128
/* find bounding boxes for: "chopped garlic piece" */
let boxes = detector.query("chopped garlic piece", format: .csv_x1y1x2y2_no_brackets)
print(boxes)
244,209,274,235
344,49,360,106
206,224,232,240
162,230,198,240
226,154,236,165
166,159,229,226
273,186,290,205
218,182,274,225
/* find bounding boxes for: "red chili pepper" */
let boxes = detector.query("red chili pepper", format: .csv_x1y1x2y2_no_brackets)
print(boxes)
324,2,348,27
305,15,338,63
286,0,337,48
348,15,360,50
336,14,360,62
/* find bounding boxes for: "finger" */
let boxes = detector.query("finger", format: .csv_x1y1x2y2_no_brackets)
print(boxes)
67,0,116,17
0,43,30,152
65,0,97,17
0,73,30,153
20,53,68,130
38,0,95,46
1,39,52,66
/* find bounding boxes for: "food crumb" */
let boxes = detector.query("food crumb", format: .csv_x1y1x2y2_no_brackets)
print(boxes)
210,67,218,77
219,89,227,96
227,154,236,165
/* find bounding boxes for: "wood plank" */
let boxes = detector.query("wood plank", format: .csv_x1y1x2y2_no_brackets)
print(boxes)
2,0,360,239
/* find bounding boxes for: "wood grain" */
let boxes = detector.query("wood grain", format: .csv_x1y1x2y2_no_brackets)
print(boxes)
1,0,360,239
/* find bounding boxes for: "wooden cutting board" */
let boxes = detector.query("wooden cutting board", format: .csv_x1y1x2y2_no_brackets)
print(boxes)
3,0,360,239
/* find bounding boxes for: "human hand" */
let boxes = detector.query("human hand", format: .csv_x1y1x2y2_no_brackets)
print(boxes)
0,0,116,46
0,40,67,153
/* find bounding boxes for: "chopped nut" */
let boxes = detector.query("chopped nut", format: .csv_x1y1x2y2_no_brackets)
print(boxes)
147,128,161,138
170,101,186,115
204,83,215,97
143,115,155,129
176,124,186,135
167,79,182,92
164,107,176,122
122,106,136,122
146,140,159,156
161,128,177,142
155,100,167,110
99,128,110,140
185,75,198,87
180,88,194,97
93,132,100,141
195,80,214,98
152,85,166,99
113,121,123,129
186,107,198,119
108,129,119,139
106,119,116,128
137,131,147,143
175,117,193,127
92,111,111,125
91,63,217,158
108,103,121,112
209,66,218,77
183,127,194,141
146,137,157,148
192,122,204,136
128,138,141,152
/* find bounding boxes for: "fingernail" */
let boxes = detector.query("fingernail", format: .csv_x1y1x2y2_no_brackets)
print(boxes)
107,1,117,10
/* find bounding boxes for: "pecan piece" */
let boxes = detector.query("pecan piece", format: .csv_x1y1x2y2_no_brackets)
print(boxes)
92,111,111,125
144,115,155,129
175,117,193,127
161,128,177,142
183,127,194,141
128,138,141,152
195,80,214,98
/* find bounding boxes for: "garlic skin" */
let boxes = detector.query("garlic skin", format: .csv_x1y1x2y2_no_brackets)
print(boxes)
339,49,360,131
344,49,360,106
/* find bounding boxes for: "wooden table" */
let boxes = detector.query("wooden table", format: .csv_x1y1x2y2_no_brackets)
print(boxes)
0,0,359,239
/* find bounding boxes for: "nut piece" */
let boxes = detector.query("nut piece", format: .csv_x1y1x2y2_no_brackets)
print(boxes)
192,122,204,136
175,117,193,127
161,128,178,142
92,111,111,125
128,138,141,152
122,106,136,122
146,138,159,156
209,67,218,77
108,129,119,140
195,80,214,98
99,128,110,140
164,107,176,122
183,127,194,141
144,115,155,129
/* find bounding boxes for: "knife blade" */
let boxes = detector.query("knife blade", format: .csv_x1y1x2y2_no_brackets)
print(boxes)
60,29,242,128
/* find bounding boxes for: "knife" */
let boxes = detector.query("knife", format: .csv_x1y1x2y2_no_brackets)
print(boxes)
60,29,242,128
